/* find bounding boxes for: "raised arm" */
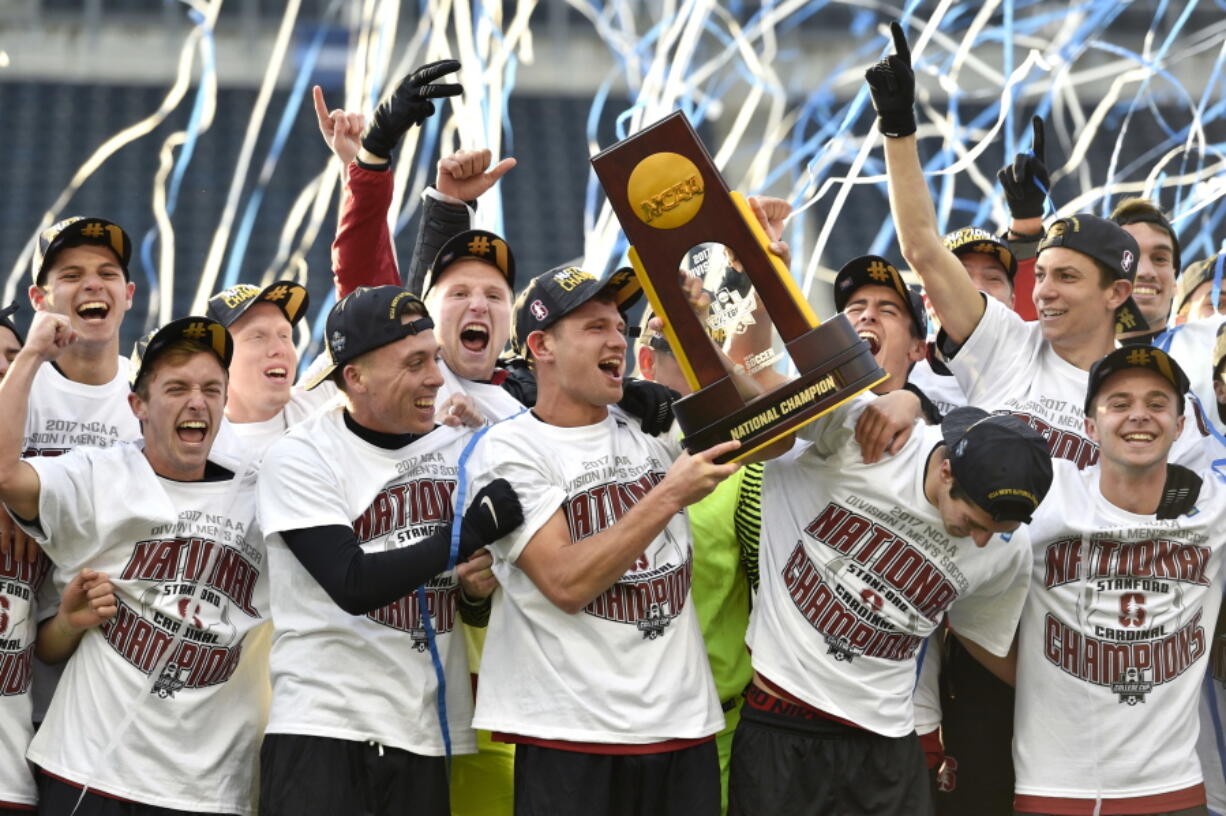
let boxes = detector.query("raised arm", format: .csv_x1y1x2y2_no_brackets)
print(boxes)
724,195,791,391
515,440,741,613
867,23,984,344
403,148,516,294
0,313,70,522
325,62,463,297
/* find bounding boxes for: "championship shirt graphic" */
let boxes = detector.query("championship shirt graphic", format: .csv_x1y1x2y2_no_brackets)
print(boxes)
24,418,124,458
1005,403,1099,469
352,475,459,651
562,455,689,638
784,501,968,662
1042,535,1211,699
103,511,262,699
0,551,48,698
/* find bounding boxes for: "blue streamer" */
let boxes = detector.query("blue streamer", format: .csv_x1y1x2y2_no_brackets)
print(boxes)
138,5,214,328
222,16,335,291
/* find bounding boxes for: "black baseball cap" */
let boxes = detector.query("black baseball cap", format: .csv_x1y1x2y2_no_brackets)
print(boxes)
130,317,233,391
206,281,310,328
423,229,516,297
511,265,643,357
941,406,1053,524
1037,214,1148,335
834,255,927,339
0,303,23,345
302,285,434,390
1172,253,1224,317
944,227,1018,280
1084,345,1190,415
33,216,132,287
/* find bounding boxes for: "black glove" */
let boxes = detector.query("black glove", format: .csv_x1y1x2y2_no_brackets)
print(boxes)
460,478,524,558
618,378,680,437
864,22,916,138
997,116,1051,220
361,60,462,159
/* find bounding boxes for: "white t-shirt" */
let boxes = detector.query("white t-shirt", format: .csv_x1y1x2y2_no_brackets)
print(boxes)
949,296,1212,471
438,359,525,424
0,551,50,808
22,357,140,456
748,413,1031,738
211,360,342,463
913,631,944,736
17,444,268,815
1160,314,1226,438
257,407,477,756
21,356,143,725
466,408,724,744
1013,462,1226,810
909,358,966,418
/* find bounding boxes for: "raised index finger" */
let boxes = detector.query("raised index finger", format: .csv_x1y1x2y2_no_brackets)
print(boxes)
1031,115,1046,163
311,85,329,125
890,21,911,65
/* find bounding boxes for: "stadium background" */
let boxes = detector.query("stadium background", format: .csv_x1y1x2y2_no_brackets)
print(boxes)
1,0,1223,366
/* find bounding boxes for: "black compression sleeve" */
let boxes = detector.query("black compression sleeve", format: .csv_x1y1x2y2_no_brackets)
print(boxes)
281,524,455,615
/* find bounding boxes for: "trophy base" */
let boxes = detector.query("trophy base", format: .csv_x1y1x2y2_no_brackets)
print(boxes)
674,315,886,463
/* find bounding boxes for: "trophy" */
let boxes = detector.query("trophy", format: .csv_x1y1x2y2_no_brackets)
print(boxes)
591,112,886,462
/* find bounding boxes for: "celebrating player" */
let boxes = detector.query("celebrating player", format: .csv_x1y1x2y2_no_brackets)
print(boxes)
869,22,1211,473
1008,346,1226,815
0,311,271,814
464,264,785,816
202,280,319,458
255,285,523,816
908,228,1019,417
1111,198,1182,345
729,393,1053,815
831,255,934,416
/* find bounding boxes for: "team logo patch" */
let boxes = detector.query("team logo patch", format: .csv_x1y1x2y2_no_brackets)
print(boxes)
330,330,346,353
1112,666,1153,705
637,603,673,639
825,633,860,662
1121,249,1135,274
530,299,549,321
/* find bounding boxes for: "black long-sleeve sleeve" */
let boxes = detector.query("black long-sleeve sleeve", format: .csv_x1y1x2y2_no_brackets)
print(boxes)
281,524,459,616
404,191,473,295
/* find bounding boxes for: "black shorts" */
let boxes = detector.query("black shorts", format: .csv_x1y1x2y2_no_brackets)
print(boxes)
512,739,719,816
259,733,448,816
728,686,934,816
36,771,232,816
936,631,1015,815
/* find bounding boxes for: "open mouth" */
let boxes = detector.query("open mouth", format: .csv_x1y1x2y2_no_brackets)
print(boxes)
1038,308,1067,321
76,301,110,322
460,323,489,353
264,366,288,383
413,396,435,411
1133,285,1160,298
857,330,881,356
598,357,623,382
176,419,208,444
1122,431,1156,443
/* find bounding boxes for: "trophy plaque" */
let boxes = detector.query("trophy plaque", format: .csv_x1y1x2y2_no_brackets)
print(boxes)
591,111,886,462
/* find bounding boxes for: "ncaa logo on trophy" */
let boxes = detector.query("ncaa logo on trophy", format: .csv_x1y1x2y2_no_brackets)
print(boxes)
591,112,886,462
